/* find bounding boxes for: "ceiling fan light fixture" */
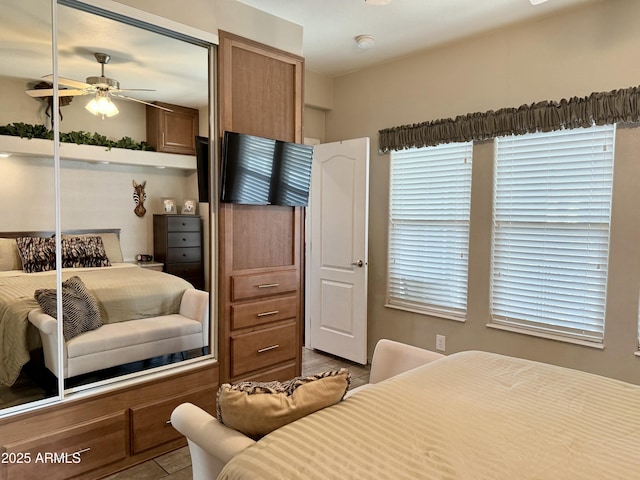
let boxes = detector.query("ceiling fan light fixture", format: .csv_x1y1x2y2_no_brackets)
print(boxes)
85,92,119,118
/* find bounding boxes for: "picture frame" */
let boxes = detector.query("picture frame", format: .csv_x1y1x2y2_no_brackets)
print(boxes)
181,198,197,215
162,197,177,214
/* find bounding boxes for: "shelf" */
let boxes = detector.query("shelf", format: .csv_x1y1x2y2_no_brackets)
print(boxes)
0,135,196,170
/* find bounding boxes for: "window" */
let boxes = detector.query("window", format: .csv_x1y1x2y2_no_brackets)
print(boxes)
491,125,615,344
387,142,472,320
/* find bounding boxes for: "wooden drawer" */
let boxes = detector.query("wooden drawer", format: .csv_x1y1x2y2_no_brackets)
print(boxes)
2,412,127,480
232,270,298,301
166,216,200,232
231,295,298,330
167,247,202,263
233,362,298,383
167,231,201,248
166,262,203,278
130,387,216,455
231,323,297,378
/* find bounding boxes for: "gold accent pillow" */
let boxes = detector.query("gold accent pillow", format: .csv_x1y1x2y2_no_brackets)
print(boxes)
217,368,351,440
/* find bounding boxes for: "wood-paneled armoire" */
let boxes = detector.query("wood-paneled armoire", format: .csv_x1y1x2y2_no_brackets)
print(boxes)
217,31,306,384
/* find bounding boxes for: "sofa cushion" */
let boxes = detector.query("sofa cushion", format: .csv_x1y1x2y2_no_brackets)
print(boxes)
217,369,351,440
66,315,202,358
34,276,102,340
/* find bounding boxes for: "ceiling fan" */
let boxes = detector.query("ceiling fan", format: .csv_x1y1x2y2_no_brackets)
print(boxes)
25,52,171,117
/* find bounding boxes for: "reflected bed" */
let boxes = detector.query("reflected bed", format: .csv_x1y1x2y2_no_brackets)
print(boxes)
0,230,193,386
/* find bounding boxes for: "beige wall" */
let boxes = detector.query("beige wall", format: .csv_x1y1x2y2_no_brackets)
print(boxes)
323,0,640,383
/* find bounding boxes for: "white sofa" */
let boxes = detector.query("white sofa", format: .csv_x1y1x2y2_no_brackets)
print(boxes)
28,288,209,378
170,339,444,480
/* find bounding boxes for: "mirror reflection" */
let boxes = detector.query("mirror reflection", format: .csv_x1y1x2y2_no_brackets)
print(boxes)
0,0,212,412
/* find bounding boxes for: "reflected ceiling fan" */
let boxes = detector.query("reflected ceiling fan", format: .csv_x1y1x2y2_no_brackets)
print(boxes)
25,52,171,118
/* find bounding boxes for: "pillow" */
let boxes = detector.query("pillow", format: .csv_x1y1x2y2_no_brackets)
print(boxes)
16,237,56,273
217,368,351,439
0,238,22,271
61,236,111,268
63,233,123,263
34,276,103,341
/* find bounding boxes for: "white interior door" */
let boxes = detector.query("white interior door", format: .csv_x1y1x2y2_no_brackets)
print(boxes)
306,138,369,364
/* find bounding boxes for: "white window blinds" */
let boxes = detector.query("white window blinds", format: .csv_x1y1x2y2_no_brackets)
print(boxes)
387,142,472,320
492,125,615,343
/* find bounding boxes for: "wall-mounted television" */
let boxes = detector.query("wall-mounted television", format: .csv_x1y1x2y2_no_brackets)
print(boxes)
220,131,314,207
195,136,210,203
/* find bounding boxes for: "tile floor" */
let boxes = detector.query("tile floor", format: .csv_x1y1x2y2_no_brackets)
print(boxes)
103,347,371,480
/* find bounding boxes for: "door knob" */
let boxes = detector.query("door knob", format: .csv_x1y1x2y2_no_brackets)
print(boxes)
350,260,364,268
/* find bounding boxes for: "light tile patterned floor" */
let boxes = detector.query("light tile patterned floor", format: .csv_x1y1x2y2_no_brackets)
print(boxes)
105,347,370,480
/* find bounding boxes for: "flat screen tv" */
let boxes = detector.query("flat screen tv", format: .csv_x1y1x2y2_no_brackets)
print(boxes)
195,136,210,203
220,131,314,207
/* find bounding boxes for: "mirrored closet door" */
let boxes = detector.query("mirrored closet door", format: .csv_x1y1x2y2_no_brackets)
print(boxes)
0,0,214,415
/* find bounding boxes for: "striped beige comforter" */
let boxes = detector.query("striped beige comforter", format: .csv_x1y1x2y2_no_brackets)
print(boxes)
0,264,192,386
219,351,640,480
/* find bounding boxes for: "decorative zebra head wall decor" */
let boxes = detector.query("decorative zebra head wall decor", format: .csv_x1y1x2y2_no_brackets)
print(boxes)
132,180,147,217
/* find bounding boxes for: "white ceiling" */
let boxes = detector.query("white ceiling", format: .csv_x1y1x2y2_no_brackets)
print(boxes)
0,0,597,110
0,0,209,109
237,0,597,76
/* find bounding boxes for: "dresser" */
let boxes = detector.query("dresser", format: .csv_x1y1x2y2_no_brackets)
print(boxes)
153,214,204,290
219,204,303,383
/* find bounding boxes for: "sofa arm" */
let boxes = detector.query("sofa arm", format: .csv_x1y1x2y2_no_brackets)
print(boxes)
28,309,58,335
171,402,255,480
180,289,209,324
369,339,445,384
28,308,63,376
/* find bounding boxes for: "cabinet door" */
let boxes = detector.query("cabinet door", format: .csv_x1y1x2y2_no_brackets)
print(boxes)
130,387,216,454
147,103,199,155
2,412,127,480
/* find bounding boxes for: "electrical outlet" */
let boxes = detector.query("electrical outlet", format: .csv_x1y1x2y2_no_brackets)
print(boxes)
436,334,446,352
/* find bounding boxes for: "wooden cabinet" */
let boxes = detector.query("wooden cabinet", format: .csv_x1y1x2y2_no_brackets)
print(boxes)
153,214,204,289
146,102,199,155
217,32,305,384
0,363,218,480
219,204,304,383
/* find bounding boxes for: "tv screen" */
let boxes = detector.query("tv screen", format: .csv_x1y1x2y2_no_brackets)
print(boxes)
195,136,210,203
220,131,314,207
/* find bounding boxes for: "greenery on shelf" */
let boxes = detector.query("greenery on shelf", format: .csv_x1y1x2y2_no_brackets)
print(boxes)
0,122,154,151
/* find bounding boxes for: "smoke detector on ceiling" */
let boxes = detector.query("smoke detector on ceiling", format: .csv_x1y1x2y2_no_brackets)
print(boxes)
355,35,376,49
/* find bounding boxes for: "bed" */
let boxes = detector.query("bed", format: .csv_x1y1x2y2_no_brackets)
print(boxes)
172,342,640,480
0,229,194,386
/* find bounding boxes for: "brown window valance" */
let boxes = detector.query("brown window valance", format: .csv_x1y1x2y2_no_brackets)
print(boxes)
378,86,640,153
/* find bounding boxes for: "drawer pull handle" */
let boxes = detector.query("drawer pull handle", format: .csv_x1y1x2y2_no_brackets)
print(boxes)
257,344,280,353
257,283,279,289
257,310,280,317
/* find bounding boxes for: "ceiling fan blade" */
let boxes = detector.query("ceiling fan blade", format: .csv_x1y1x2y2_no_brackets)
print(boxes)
41,74,91,89
115,88,156,92
25,88,86,97
111,94,173,111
